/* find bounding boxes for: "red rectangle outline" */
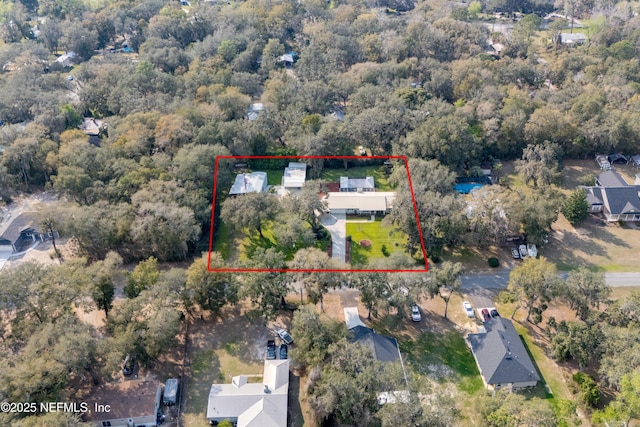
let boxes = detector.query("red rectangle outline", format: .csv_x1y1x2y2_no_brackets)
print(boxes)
207,155,428,273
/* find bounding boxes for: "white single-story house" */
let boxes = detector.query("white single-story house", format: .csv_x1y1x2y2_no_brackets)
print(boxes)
324,192,395,215
206,359,289,427
56,51,77,67
282,162,307,189
229,172,268,195
84,380,162,427
557,32,586,44
246,103,265,121
467,317,540,391
583,171,640,221
340,176,375,192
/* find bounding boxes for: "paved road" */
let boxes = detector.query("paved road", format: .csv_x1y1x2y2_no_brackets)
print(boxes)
461,269,640,291
461,269,640,309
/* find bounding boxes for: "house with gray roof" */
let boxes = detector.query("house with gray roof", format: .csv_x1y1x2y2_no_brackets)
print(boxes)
206,359,289,427
340,176,375,192
582,171,640,222
468,317,540,391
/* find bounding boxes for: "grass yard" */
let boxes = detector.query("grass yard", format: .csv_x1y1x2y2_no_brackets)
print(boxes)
181,307,269,427
399,330,484,394
320,165,396,191
210,221,233,260
265,169,285,186
494,160,640,272
346,219,409,265
240,221,330,263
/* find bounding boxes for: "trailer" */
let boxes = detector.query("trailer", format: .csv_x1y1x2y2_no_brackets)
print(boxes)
163,378,179,406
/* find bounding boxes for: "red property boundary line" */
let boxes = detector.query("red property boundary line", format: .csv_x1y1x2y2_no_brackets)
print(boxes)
207,155,428,273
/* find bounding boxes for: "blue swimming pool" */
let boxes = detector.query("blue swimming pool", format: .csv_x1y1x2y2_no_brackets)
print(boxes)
454,183,486,194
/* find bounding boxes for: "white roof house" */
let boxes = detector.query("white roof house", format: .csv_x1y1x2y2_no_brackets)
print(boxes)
282,162,307,188
325,192,395,213
56,51,77,67
229,172,268,195
247,103,265,121
206,359,289,427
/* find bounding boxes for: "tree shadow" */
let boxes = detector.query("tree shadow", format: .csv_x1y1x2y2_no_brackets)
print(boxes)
517,335,553,399
350,243,370,266
288,371,305,427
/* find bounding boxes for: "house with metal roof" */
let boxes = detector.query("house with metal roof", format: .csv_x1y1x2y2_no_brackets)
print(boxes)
282,162,307,189
582,171,640,222
340,176,375,192
206,359,289,427
468,317,540,391
324,192,395,215
229,172,268,195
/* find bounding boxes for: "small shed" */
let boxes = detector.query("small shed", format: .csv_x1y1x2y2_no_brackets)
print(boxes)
608,153,628,164
631,155,640,168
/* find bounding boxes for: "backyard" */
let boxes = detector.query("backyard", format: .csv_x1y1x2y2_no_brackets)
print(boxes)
320,165,397,191
346,218,409,265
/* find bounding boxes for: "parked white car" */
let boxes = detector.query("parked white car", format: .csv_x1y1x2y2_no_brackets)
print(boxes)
463,301,475,318
519,245,527,258
411,304,422,322
527,244,537,258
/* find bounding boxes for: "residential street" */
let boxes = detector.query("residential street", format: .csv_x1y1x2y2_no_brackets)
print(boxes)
461,269,640,309
461,269,640,290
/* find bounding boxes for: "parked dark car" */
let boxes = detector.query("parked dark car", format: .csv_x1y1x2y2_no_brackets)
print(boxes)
481,309,491,322
490,309,500,318
267,340,277,360
279,344,288,360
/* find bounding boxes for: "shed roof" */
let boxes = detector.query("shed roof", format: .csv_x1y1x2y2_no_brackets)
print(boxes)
631,155,640,166
468,318,540,386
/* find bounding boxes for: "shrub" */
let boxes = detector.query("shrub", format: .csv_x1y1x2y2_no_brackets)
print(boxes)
572,372,600,407
562,189,589,225
381,244,390,257
488,257,499,268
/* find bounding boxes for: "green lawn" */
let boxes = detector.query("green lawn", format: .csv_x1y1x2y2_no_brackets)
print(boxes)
399,330,484,394
240,221,330,262
346,219,408,265
265,169,284,186
211,221,233,260
512,323,580,424
320,166,396,191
